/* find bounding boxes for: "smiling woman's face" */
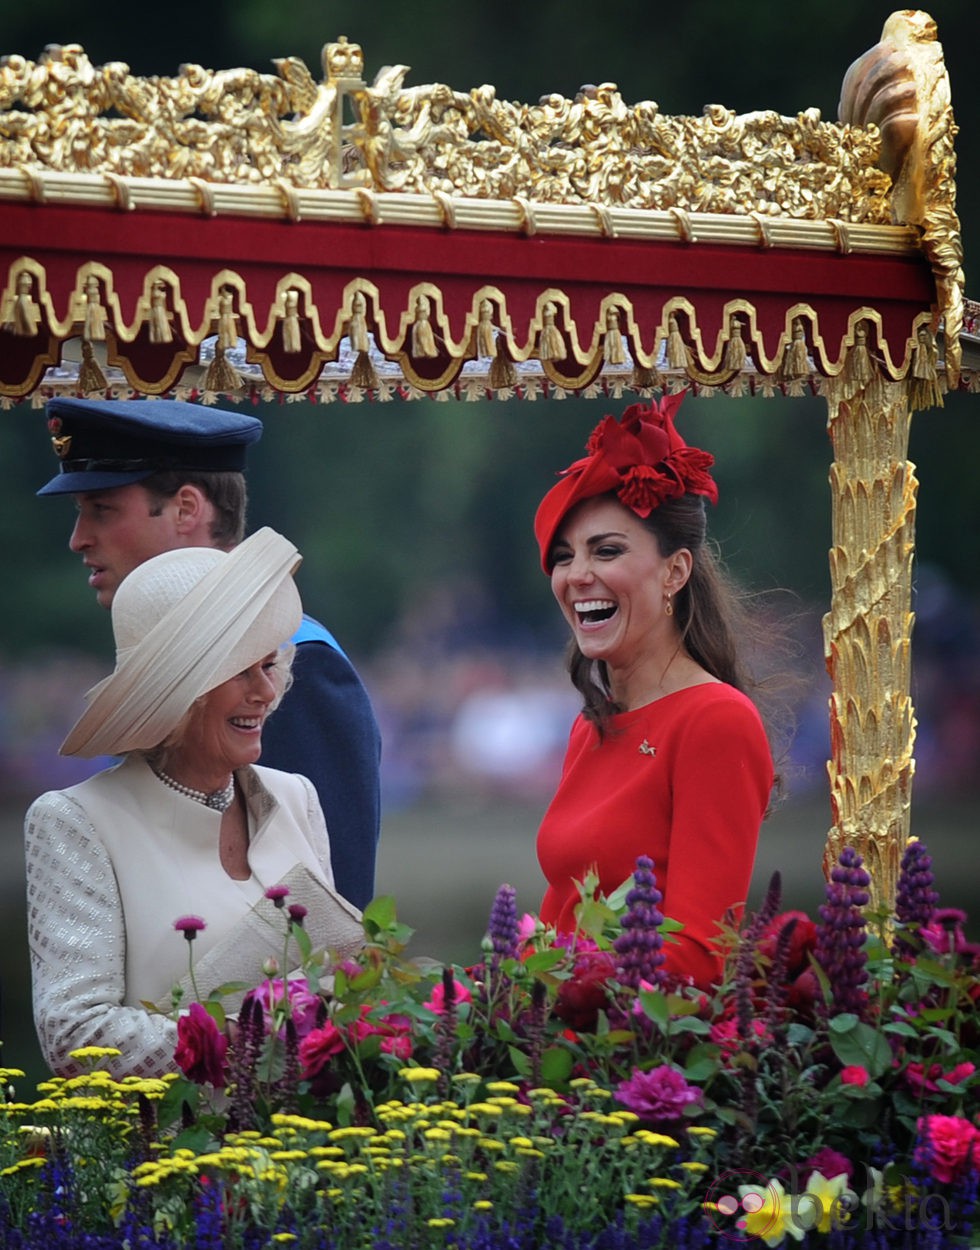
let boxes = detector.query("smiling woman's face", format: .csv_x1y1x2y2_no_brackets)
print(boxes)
548,496,686,669
166,652,284,786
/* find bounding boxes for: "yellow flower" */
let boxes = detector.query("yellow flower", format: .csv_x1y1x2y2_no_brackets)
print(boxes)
399,1067,441,1083
687,1125,718,1139
738,1179,806,1247
271,1113,333,1133
796,1171,856,1235
647,1177,682,1189
633,1130,680,1149
427,1218,456,1228
328,1126,377,1142
68,1046,122,1062
625,1193,659,1208
485,1081,520,1094
473,1200,493,1211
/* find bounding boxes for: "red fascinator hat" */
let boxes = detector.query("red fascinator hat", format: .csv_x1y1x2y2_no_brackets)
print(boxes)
533,391,719,571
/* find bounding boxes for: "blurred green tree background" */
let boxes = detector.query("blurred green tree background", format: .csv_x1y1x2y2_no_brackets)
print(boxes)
1,0,977,664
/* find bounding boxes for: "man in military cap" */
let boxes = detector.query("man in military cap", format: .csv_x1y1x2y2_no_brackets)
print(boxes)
38,397,381,910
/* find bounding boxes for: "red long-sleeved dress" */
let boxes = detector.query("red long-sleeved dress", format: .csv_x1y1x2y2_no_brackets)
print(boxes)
536,682,773,989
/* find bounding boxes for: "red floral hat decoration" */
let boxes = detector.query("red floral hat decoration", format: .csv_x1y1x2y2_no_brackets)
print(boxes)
533,391,718,571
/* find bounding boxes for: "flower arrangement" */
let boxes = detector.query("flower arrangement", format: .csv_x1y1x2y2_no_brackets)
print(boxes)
1,839,978,1248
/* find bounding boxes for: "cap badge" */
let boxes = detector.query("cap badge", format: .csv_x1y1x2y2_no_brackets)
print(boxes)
51,433,72,459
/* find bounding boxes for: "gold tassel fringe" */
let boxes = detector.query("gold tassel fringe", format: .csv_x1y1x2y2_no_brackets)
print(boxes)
779,317,809,380
83,277,107,342
348,292,370,353
908,325,944,411
78,339,107,392
204,342,244,392
411,295,438,358
722,317,747,372
843,321,874,390
148,282,173,345
350,350,380,390
2,272,42,336
666,313,689,370
476,298,497,358
488,351,518,389
216,289,239,351
538,303,565,361
282,291,302,354
603,307,626,365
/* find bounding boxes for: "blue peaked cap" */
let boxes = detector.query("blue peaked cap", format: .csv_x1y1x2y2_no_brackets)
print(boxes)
38,398,264,496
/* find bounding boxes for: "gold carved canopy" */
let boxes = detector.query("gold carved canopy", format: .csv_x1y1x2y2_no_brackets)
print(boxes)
0,12,975,912
0,11,970,404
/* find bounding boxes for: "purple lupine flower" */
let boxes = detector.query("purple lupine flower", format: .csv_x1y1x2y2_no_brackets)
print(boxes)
815,846,870,1018
613,856,666,990
487,883,520,965
892,838,940,962
762,914,797,1047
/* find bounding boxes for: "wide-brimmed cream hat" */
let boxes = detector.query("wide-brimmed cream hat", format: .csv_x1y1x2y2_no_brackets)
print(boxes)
61,527,303,758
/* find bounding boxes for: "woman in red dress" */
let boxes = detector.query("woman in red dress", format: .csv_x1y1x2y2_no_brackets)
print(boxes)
533,392,775,989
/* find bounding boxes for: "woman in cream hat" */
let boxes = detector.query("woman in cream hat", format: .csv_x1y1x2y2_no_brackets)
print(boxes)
533,394,776,991
24,527,363,1078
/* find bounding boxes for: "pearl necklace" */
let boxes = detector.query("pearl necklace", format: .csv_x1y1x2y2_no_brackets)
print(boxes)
152,765,236,812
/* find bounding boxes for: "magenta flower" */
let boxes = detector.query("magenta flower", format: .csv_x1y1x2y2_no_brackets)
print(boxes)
174,1002,228,1087
242,977,321,1040
915,1114,980,1184
840,1065,870,1087
423,978,473,1014
288,903,308,925
904,1060,975,1097
379,1033,413,1060
173,915,206,941
614,1064,703,1121
298,1022,347,1079
802,1146,854,1182
265,885,290,907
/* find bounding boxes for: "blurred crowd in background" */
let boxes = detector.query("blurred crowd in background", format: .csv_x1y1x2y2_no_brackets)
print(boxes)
2,560,977,815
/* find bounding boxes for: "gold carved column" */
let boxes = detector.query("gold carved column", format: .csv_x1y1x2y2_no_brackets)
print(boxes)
822,379,917,911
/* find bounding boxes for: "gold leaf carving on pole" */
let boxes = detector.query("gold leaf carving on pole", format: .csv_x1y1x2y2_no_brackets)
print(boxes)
822,376,917,911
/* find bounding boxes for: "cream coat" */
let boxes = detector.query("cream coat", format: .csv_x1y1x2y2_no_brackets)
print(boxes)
25,756,363,1078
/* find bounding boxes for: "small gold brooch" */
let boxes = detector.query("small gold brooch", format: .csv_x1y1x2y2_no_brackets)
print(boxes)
52,434,72,459
638,739,657,756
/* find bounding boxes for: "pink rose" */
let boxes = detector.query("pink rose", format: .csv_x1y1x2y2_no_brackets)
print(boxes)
614,1064,703,1121
554,949,617,1032
242,977,321,1040
517,913,539,943
709,1016,772,1057
840,1065,870,1087
904,1061,975,1097
298,1021,347,1079
423,979,473,1014
802,1146,854,1182
380,1034,413,1060
175,1002,229,1088
915,1115,980,1184
758,910,818,978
